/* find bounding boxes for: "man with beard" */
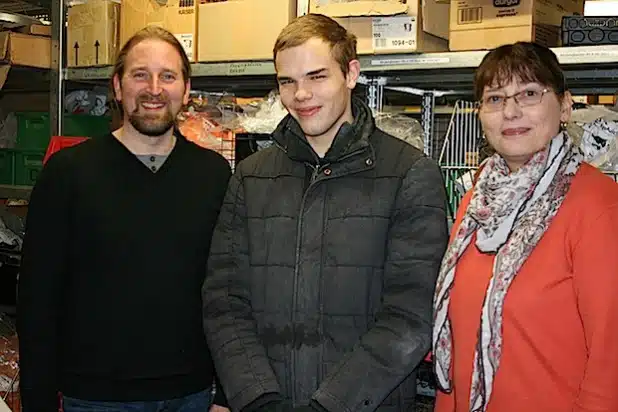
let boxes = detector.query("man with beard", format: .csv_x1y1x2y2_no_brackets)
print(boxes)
17,26,231,412
203,14,449,412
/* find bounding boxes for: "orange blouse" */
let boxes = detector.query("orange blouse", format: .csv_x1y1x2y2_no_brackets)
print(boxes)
435,163,618,412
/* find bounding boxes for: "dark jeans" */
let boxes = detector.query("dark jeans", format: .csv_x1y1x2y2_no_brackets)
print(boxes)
62,389,212,412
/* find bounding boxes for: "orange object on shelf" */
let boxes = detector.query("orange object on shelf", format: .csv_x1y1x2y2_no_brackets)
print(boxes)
43,136,89,165
178,113,235,165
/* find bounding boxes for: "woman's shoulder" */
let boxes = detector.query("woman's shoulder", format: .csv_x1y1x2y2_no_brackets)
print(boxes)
568,163,618,209
559,163,618,245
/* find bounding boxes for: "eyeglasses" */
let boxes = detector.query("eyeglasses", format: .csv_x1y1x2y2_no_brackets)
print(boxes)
479,88,549,112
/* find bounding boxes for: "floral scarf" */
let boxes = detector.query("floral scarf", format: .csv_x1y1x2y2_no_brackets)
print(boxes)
432,132,583,412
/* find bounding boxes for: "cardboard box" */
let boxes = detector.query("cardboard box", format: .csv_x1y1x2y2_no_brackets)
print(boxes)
16,24,51,37
198,0,296,62
67,0,120,67
0,32,50,69
308,0,449,54
121,0,198,62
598,95,616,105
449,0,584,51
0,66,9,90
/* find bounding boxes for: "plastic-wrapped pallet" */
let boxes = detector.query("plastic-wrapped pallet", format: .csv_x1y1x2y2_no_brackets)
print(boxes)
568,105,618,171
374,112,424,152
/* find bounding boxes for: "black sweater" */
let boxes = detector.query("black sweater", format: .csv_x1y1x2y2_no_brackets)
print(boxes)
17,133,231,411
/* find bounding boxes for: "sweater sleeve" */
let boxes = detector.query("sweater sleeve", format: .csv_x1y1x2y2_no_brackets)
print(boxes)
572,203,618,412
312,156,449,412
17,152,72,412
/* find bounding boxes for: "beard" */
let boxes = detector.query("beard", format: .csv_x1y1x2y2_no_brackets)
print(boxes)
127,93,177,137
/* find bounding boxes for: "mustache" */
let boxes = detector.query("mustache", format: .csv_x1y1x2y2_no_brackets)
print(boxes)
132,93,170,115
136,93,169,104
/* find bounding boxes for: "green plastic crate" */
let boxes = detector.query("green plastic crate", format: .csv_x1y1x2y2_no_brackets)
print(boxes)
64,114,111,138
14,151,45,186
0,150,14,185
15,112,51,151
14,112,110,152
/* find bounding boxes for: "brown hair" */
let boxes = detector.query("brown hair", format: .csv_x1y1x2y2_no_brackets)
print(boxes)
473,42,566,101
273,13,357,75
110,25,191,128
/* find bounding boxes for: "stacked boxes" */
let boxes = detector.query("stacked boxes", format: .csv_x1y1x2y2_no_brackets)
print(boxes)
449,0,585,50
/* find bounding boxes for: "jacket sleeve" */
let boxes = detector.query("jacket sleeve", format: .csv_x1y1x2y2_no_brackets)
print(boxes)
313,156,449,412
202,171,282,412
17,152,72,412
572,203,618,412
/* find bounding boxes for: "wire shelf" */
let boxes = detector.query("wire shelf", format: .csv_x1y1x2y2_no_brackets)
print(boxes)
437,101,483,220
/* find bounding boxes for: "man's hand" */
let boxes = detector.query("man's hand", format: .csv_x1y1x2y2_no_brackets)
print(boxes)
210,405,231,412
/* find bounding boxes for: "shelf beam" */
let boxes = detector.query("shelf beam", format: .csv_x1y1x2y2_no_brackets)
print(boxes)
0,185,32,200
65,60,277,81
65,45,618,81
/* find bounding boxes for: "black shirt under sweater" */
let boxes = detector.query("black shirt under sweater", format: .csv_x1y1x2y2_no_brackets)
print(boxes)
17,133,232,411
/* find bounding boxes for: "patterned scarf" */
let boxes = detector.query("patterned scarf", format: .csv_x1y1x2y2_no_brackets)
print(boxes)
432,132,583,412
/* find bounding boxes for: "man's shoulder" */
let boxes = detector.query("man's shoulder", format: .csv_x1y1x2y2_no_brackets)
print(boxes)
44,135,101,169
180,138,232,173
34,137,104,191
234,143,286,177
371,128,438,175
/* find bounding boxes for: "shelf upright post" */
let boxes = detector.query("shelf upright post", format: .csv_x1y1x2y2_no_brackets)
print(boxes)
365,77,378,110
50,0,65,137
364,76,386,112
375,77,385,112
421,92,435,158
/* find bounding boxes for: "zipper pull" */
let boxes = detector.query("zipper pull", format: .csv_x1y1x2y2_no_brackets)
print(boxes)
310,164,320,183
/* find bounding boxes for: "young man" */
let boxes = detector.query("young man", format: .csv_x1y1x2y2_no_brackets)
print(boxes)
17,26,230,412
203,14,449,412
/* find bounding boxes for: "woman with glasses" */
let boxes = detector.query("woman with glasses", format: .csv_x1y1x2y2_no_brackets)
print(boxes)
432,42,618,412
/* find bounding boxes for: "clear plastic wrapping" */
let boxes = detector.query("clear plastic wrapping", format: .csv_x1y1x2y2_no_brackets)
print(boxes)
374,111,424,151
569,105,618,171
237,91,288,134
177,91,237,164
65,88,109,116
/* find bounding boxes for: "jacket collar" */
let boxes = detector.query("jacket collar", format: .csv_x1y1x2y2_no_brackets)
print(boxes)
272,97,375,164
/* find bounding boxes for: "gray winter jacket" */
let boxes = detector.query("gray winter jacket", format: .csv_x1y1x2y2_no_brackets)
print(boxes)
203,99,448,412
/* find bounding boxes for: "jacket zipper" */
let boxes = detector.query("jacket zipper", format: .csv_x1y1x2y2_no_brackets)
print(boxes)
276,141,371,405
290,162,323,406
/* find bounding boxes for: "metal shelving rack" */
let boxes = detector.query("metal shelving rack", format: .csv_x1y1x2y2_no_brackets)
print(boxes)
59,43,618,156
39,0,618,180
0,0,613,201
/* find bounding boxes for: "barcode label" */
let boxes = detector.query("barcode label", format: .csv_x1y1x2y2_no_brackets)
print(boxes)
458,7,482,24
372,16,417,51
374,38,387,48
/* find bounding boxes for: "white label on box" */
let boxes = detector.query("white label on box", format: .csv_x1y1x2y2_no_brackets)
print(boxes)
297,0,310,16
585,0,618,16
372,16,417,51
175,33,194,61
